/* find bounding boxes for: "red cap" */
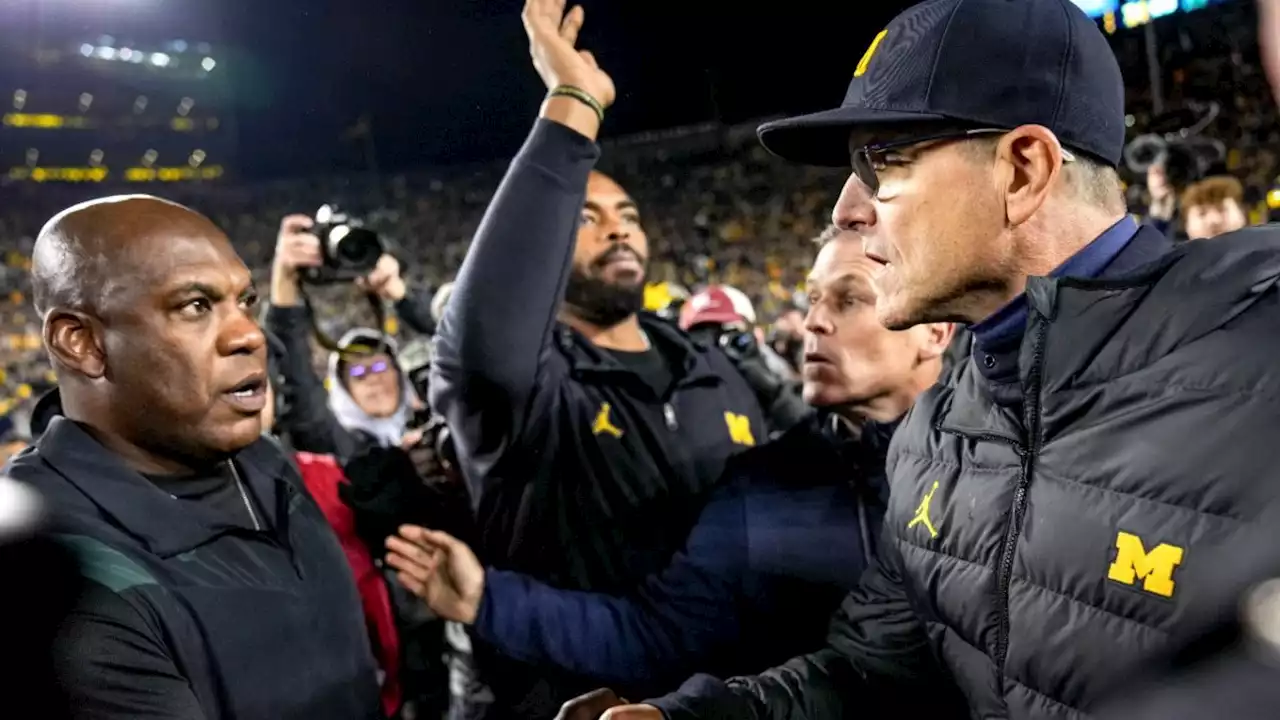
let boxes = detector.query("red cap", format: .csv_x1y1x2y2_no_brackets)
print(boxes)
679,286,756,330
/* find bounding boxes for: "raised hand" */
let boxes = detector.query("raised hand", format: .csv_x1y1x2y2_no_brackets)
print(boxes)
272,214,321,278
522,0,615,109
385,525,485,624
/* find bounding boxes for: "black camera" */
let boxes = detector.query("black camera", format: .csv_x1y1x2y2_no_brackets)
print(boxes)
398,337,435,425
298,204,385,284
1124,102,1225,193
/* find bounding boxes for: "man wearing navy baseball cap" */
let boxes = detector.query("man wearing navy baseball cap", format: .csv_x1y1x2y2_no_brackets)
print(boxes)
556,1,1280,718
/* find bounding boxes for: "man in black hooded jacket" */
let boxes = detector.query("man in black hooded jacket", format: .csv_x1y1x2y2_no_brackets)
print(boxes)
563,1,1280,718
428,1,764,715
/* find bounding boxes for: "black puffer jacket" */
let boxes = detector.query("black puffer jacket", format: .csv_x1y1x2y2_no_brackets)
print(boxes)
656,225,1280,719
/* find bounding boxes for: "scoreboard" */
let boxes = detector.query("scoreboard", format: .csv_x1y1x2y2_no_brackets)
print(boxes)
0,34,232,185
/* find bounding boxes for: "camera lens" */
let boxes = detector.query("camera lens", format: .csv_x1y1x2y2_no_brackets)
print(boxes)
329,226,382,272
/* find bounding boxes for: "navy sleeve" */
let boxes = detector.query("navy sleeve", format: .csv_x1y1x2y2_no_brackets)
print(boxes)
264,304,360,462
647,530,961,720
471,484,749,685
394,286,437,336
428,119,600,496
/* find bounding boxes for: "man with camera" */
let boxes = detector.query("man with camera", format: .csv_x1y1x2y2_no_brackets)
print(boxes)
679,285,810,437
267,212,464,718
428,0,764,715
266,213,435,462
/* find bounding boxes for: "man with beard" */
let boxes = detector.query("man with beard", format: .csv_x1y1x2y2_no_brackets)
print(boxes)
428,1,764,715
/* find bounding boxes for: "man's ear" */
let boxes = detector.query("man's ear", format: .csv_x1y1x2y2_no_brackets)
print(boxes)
917,322,957,363
43,309,106,379
996,125,1068,226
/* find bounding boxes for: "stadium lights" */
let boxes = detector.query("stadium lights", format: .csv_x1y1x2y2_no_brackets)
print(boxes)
5,166,227,184
151,52,171,67
1120,1,1151,28
1149,0,1178,18
201,57,216,72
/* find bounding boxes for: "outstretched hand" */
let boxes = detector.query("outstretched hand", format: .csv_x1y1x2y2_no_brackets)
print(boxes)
385,525,485,624
554,688,664,720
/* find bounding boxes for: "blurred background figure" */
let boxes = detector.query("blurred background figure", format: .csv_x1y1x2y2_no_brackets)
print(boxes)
679,284,811,436
0,413,28,464
0,475,78,720
1181,175,1253,238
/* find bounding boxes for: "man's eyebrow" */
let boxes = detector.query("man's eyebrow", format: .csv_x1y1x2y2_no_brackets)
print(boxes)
168,281,220,295
584,199,639,214
806,272,871,293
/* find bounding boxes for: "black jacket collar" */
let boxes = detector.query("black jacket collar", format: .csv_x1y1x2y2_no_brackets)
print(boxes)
36,417,296,558
555,312,723,389
939,224,1280,442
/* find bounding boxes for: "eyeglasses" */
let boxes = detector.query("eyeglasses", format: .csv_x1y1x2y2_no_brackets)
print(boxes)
348,359,391,381
851,128,1077,196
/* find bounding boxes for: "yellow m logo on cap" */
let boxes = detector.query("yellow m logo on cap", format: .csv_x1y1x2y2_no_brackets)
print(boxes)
855,30,888,77
1107,531,1184,598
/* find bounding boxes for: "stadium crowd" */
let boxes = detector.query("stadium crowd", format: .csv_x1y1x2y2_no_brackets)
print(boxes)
1,0,1278,444
3,0,1280,719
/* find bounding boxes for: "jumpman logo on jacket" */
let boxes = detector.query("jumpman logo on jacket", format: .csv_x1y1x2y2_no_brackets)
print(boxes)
908,480,940,539
592,403,624,438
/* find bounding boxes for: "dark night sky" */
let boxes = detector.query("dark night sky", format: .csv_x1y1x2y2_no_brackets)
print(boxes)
6,0,915,178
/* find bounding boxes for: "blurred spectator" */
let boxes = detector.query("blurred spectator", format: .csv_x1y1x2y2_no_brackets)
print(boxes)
1181,175,1251,239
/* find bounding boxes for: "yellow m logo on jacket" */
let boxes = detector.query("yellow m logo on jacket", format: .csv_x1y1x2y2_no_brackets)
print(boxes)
1107,531,1183,598
724,412,755,447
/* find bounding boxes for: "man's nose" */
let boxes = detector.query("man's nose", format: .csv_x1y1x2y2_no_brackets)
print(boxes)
803,305,833,335
832,171,876,232
222,310,267,357
605,220,631,243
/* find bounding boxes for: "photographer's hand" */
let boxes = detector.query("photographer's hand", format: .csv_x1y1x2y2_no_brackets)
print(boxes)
355,254,407,302
270,215,322,307
720,331,784,400
386,526,485,624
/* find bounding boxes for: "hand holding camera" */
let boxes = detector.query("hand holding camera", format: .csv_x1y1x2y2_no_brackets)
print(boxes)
272,214,323,282
355,254,406,302
272,206,397,292
717,330,784,403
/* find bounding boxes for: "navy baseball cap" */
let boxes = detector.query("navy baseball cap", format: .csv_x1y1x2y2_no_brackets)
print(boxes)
758,0,1126,167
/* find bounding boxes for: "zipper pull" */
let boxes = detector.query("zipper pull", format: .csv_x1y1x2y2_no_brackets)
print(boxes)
663,403,678,430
